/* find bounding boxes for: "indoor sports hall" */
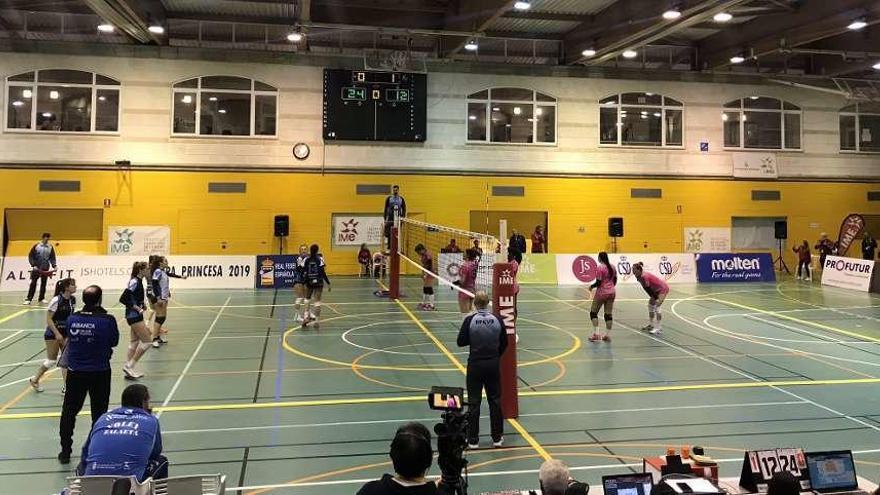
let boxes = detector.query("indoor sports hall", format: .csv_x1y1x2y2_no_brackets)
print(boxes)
1,1,880,495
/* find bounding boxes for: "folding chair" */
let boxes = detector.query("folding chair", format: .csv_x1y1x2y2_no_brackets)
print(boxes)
150,474,226,495
65,475,151,495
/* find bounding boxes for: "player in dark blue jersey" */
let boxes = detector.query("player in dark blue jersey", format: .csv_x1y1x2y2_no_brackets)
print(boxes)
150,256,186,348
30,278,76,393
121,261,151,379
300,244,330,327
293,244,309,323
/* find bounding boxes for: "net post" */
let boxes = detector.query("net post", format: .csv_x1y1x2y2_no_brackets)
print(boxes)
493,262,519,419
390,214,401,299
499,219,508,254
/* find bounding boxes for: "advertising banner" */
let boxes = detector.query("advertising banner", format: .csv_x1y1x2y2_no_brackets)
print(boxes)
836,214,866,257
613,254,697,285
684,227,732,253
555,254,600,285
821,255,875,292
695,253,776,283
733,152,778,178
108,226,171,256
332,214,385,247
1,255,254,291
516,254,558,285
492,262,518,418
255,255,299,289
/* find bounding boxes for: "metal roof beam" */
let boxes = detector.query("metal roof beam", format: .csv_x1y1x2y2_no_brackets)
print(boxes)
442,0,514,57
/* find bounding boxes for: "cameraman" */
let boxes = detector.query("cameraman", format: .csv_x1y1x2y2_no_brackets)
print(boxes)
357,422,439,495
457,291,507,449
539,459,589,495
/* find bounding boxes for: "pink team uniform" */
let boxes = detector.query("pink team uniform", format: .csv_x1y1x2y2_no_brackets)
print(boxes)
594,264,617,302
510,259,520,295
639,272,669,299
458,260,477,303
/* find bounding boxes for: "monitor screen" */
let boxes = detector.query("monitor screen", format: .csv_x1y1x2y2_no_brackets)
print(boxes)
807,452,857,491
603,473,653,495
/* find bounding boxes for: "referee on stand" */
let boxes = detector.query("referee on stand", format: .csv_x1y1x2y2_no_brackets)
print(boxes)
58,285,119,464
457,291,508,449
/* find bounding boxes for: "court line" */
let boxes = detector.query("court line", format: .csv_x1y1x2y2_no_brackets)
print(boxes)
2,377,880,420
709,297,880,344
157,295,231,418
0,309,31,326
0,330,24,347
0,384,34,414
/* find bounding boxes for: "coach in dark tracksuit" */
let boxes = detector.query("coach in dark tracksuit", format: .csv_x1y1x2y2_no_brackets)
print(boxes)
457,291,508,448
25,232,57,304
58,285,119,464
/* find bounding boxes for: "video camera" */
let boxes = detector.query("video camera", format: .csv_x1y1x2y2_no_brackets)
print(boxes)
428,386,469,495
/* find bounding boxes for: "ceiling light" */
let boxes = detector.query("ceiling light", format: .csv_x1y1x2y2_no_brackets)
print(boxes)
464,40,479,51
729,55,745,64
287,32,303,42
513,106,522,115
148,24,165,34
622,49,638,59
581,48,596,57
750,96,760,100
181,95,193,104
42,112,52,118
11,101,23,107
98,96,106,102
873,61,880,70
209,96,218,102
22,89,32,98
218,109,227,114
468,115,477,120
97,23,115,33
513,1,531,10
492,107,500,111
722,113,729,121
848,19,868,30
536,107,543,116
713,12,732,23
640,114,648,119
653,112,661,117
49,90,60,100
662,8,682,20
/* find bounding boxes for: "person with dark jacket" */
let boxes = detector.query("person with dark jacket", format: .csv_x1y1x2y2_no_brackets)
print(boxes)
356,422,439,495
457,291,508,449
78,384,167,481
509,229,527,256
25,232,57,305
58,285,119,464
815,233,836,269
862,232,878,260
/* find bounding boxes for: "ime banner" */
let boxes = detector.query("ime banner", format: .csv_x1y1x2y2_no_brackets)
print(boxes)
493,262,518,419
836,214,866,257
695,253,776,283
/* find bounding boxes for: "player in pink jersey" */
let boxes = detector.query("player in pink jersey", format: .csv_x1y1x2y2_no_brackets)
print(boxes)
456,248,479,313
415,244,436,310
633,262,670,335
588,252,617,342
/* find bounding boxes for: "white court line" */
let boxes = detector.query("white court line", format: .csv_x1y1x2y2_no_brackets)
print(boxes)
0,359,41,368
157,296,230,417
0,330,24,346
163,400,807,435
0,376,33,389
225,448,880,492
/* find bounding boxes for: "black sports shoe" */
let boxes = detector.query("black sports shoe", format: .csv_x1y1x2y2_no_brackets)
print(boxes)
58,451,71,464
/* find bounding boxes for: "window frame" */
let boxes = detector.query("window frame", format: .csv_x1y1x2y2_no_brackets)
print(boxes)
722,96,802,152
465,87,557,146
4,69,122,135
839,103,880,154
170,75,278,139
598,93,685,149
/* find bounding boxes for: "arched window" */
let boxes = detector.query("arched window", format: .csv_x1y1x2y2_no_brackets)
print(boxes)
599,93,683,147
723,97,801,150
840,102,880,153
5,69,120,133
172,76,278,137
467,88,556,145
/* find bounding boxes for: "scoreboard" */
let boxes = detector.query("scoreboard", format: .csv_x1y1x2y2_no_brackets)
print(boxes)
323,69,427,142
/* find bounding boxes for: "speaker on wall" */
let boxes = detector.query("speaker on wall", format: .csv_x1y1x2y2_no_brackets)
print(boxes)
608,217,624,238
774,220,787,240
274,215,290,237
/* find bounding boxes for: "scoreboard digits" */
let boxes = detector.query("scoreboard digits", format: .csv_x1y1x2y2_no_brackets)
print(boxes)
323,69,427,142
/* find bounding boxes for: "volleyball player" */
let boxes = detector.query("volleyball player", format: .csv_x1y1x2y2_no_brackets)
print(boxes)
150,256,186,348
301,244,331,327
293,244,309,322
121,261,151,379
414,244,436,310
457,248,479,314
632,262,669,335
588,252,617,343
29,278,76,393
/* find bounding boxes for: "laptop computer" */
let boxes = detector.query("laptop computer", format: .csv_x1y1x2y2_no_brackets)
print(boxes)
805,451,868,495
603,473,653,495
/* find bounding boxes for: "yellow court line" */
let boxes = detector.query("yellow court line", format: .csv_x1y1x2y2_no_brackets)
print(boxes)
3,376,880,421
710,297,880,344
0,385,33,415
0,309,31,326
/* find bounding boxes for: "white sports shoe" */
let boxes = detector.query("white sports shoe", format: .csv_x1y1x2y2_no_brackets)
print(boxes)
123,364,144,379
39,299,47,304
641,324,654,332
493,437,504,448
23,299,31,305
29,377,44,393
649,328,663,335
467,442,479,449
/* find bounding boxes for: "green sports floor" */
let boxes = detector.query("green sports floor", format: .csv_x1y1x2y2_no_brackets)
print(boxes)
1,277,880,494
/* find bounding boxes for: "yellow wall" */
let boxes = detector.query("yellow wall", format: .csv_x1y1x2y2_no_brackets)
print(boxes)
2,168,878,273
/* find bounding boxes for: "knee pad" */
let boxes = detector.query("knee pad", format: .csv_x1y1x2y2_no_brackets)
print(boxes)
43,359,57,369
653,305,662,316
589,311,599,320
155,316,166,326
137,341,152,352
604,314,613,322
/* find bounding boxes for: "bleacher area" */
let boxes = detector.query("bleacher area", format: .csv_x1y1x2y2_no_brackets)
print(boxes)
1,277,880,493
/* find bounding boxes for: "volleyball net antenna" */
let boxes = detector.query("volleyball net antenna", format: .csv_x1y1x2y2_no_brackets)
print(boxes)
393,217,502,299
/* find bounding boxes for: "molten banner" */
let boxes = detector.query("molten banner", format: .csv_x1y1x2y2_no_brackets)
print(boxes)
836,214,866,256
492,262,518,419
